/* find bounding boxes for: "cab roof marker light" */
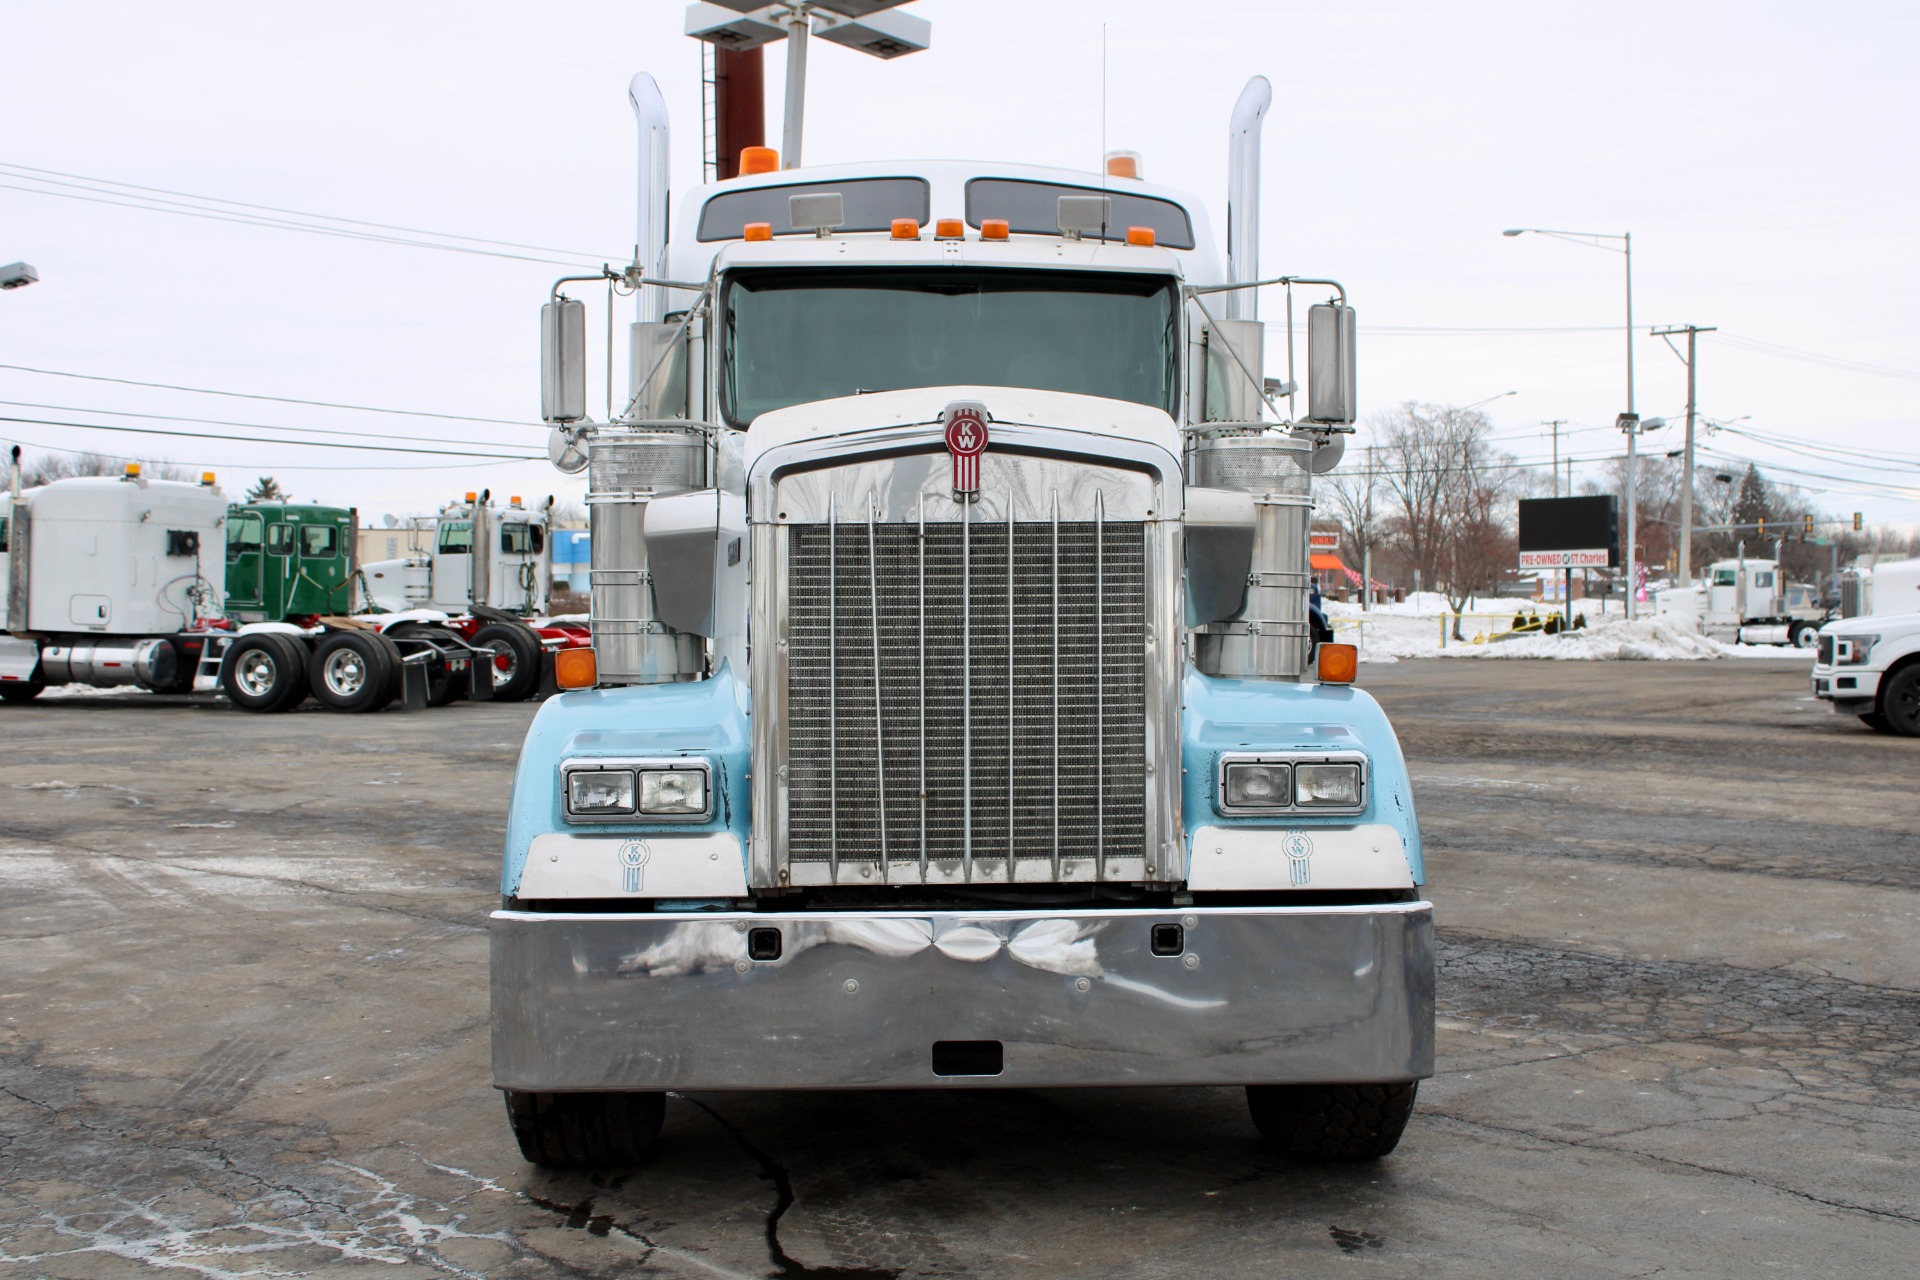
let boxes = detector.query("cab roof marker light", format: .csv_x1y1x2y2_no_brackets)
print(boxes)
123,462,141,478
891,217,921,240
980,218,1009,241
200,471,217,486
744,221,774,242
1126,225,1155,247
739,146,779,175
1105,150,1141,179
934,217,964,240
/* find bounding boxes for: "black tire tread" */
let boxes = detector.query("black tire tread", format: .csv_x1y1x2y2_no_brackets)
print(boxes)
504,1090,665,1168
1881,665,1920,738
1247,1081,1418,1161
306,632,389,713
473,622,542,702
0,682,45,704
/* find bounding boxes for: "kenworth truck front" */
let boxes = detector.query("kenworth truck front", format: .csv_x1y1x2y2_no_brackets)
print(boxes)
492,74,1432,1166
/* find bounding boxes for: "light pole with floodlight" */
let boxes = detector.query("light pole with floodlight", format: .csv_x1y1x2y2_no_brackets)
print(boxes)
1503,227,1649,616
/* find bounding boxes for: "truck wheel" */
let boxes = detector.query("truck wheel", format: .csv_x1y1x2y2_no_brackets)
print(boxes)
1790,622,1817,649
370,632,406,705
473,623,542,702
503,1090,665,1168
1881,666,1920,738
308,633,394,713
1859,712,1891,732
220,634,307,713
0,682,44,704
387,623,466,705
1246,1081,1418,1161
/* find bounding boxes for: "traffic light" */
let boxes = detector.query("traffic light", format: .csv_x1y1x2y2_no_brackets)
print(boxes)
1804,514,1814,536
1854,511,1864,532
1757,519,1765,537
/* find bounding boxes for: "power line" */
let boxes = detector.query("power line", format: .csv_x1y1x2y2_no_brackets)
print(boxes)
0,178,608,268
0,399,525,451
1707,332,1920,385
0,160,623,261
0,362,532,426
0,433,522,474
0,414,542,461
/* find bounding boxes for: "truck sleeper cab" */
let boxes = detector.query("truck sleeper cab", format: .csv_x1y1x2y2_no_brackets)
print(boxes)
492,75,1432,1168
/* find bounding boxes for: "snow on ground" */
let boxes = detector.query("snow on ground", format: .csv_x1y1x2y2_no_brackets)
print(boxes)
1327,594,1806,663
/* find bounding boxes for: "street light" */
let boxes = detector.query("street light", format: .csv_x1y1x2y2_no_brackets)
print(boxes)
1462,390,1517,412
0,262,38,290
1505,227,1642,615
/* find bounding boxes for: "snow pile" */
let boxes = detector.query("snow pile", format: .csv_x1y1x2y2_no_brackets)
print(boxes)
1326,601,1802,662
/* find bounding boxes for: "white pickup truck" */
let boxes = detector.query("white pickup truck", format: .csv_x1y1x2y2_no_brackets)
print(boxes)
1811,557,1920,735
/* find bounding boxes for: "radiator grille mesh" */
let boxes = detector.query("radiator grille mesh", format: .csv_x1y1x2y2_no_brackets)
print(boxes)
785,518,1146,876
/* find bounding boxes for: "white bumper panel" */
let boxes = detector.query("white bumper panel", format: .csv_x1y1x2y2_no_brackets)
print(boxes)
1186,823,1413,891
0,635,41,683
518,831,749,899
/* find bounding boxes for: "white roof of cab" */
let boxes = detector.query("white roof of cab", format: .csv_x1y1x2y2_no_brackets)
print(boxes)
668,159,1223,287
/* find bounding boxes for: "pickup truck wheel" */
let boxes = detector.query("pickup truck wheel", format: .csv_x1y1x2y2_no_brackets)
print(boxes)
503,1090,664,1168
1881,666,1920,738
0,682,44,703
1859,712,1891,732
472,623,542,702
1246,1081,1418,1161
308,632,394,712
220,634,306,713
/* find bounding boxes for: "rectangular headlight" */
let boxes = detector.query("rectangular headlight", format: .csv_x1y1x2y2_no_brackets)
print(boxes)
1223,761,1291,810
1837,635,1877,665
1295,763,1363,808
639,768,707,816
567,770,635,815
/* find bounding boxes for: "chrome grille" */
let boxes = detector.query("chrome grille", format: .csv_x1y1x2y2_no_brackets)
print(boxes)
785,513,1147,879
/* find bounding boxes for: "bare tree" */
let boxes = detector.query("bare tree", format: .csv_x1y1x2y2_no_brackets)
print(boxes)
1371,402,1525,637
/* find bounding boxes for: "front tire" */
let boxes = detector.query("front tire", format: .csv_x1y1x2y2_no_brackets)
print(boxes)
1859,711,1891,732
1790,621,1818,649
1880,666,1920,738
1246,1082,1418,1161
503,1090,665,1168
0,681,44,704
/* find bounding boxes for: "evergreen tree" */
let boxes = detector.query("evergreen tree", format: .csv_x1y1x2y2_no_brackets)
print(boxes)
245,476,287,502
1731,464,1771,535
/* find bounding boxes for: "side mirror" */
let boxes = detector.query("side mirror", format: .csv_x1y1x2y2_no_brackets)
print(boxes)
629,322,690,420
1306,302,1356,425
541,299,587,423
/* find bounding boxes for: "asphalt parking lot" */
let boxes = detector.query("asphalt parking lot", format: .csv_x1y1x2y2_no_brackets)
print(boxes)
2,658,1916,1278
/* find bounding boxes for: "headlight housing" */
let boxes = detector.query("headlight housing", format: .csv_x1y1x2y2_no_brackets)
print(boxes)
1216,752,1367,816
1836,635,1877,665
562,758,712,823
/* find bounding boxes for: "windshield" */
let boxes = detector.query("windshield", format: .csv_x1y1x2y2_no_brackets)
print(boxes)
721,268,1179,427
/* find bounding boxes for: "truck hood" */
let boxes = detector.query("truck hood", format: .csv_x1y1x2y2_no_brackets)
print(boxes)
1823,612,1920,638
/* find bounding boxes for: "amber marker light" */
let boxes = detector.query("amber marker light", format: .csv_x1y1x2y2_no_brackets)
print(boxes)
465,491,478,502
1126,226,1156,247
743,222,773,242
123,462,141,477
738,146,779,175
1105,150,1141,179
980,219,1009,241
891,218,921,239
554,647,598,690
1317,642,1359,685
200,471,216,486
934,217,964,240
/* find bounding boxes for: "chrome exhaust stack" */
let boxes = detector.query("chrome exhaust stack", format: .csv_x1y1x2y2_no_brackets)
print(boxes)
1224,76,1271,323
628,73,672,326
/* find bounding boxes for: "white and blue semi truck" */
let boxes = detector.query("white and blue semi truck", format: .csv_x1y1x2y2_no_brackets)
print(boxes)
491,69,1432,1166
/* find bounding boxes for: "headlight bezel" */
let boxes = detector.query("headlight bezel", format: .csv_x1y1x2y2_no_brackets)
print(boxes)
1216,750,1369,817
561,757,714,823
1835,635,1877,665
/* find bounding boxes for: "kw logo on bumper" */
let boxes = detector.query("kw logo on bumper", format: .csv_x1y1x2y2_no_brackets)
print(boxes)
618,841,652,893
1282,833,1315,886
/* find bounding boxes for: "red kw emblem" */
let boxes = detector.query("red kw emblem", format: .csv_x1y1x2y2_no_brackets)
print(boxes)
942,403,989,497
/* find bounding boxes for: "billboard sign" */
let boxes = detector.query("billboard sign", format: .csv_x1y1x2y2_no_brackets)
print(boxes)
1518,496,1617,570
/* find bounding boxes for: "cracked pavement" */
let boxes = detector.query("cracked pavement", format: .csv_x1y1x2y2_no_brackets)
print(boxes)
1,660,1916,1277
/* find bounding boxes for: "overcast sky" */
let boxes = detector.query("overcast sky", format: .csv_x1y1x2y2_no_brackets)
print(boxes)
3,1,1915,526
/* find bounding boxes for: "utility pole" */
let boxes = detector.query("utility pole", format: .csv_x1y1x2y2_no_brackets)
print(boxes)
1546,419,1569,620
1651,324,1716,588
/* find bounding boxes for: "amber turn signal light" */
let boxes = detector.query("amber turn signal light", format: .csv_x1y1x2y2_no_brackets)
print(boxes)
1317,642,1358,685
554,647,598,691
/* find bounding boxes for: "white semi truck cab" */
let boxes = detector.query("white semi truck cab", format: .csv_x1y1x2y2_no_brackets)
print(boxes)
1812,557,1920,735
359,493,553,617
1,461,227,701
1656,555,1830,648
490,72,1432,1168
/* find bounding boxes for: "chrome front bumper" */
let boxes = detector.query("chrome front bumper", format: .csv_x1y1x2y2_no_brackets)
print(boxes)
490,903,1433,1091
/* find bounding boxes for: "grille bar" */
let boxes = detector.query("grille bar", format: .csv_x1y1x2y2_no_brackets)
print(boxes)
785,513,1147,879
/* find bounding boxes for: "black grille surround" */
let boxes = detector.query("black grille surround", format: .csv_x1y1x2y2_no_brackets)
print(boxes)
784,517,1148,880
1817,634,1834,666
